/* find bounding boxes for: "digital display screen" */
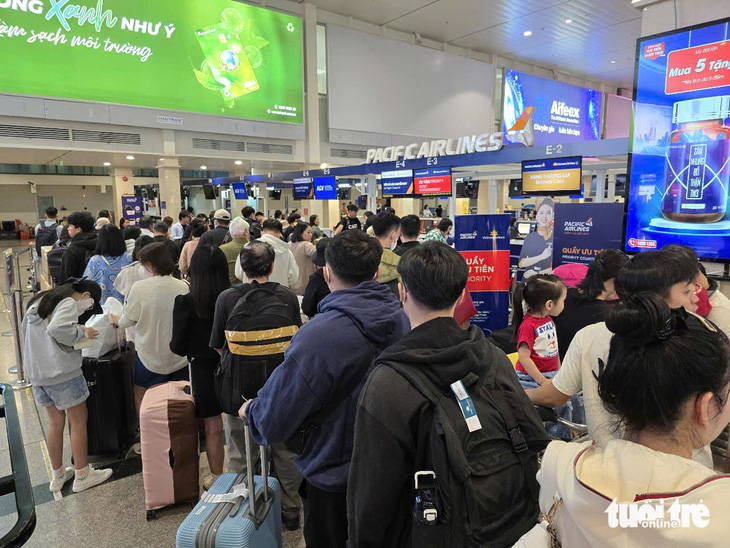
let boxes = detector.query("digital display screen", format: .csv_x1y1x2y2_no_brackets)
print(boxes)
414,167,452,195
521,157,582,195
381,170,413,196
292,178,313,198
503,70,602,146
517,222,532,236
313,176,336,200
625,18,730,260
0,1,304,124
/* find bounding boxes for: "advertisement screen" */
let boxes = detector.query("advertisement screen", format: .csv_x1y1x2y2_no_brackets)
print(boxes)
522,157,582,195
293,178,313,198
625,18,730,259
313,176,336,200
414,167,452,195
0,1,304,124
503,70,602,146
381,170,413,196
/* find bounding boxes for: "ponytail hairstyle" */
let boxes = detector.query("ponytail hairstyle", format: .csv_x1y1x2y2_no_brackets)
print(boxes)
511,274,566,341
599,292,730,435
614,249,697,301
577,249,630,300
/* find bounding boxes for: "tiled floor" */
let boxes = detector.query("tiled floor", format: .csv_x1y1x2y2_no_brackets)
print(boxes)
0,243,305,547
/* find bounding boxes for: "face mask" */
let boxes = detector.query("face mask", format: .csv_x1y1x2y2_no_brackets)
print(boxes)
138,265,153,279
390,239,398,251
76,298,93,316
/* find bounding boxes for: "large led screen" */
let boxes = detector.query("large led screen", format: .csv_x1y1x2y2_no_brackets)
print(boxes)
625,18,730,259
503,70,602,146
522,157,582,195
0,0,304,123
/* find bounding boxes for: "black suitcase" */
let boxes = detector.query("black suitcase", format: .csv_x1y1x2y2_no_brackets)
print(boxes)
488,325,517,355
82,348,138,458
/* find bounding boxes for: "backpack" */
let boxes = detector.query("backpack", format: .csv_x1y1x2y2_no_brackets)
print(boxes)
386,360,550,548
214,285,299,415
35,222,58,254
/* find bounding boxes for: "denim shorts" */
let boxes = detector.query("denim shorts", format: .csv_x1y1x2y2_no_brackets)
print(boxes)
32,375,89,411
134,356,189,389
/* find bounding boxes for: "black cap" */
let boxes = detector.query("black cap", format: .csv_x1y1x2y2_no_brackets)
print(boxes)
68,278,104,315
312,238,330,267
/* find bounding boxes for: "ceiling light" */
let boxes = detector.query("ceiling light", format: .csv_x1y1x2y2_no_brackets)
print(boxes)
126,155,135,160
611,60,616,63
565,19,572,24
523,30,532,37
338,183,351,188
103,162,111,166
235,160,243,165
320,163,328,169
200,165,207,170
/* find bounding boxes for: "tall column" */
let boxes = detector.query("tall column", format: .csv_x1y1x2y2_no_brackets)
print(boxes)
606,172,617,203
157,157,182,219
594,169,607,204
366,176,378,213
303,3,321,165
477,180,490,213
487,181,499,214
111,167,135,223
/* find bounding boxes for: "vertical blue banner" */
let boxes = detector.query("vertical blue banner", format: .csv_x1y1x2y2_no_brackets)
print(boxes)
455,214,512,334
121,195,142,225
552,203,624,268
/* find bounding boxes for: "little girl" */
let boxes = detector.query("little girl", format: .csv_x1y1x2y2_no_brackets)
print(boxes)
22,278,113,493
512,274,572,437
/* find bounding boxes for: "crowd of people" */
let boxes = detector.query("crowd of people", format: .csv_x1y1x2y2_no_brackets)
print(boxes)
18,201,730,546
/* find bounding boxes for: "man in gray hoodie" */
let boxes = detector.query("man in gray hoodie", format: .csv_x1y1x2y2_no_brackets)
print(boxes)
235,219,298,287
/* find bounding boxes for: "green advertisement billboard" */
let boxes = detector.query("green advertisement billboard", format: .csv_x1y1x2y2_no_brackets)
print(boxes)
0,0,304,124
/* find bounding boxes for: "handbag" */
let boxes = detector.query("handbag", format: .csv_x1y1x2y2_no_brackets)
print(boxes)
512,495,562,548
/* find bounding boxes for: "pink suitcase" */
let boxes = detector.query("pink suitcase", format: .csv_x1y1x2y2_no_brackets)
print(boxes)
140,381,199,520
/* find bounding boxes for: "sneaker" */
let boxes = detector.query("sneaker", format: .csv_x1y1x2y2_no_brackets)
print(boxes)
282,514,301,531
132,443,142,455
72,466,113,493
49,467,74,493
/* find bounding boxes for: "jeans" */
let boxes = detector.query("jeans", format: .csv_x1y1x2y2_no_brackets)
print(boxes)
516,370,575,440
223,414,303,520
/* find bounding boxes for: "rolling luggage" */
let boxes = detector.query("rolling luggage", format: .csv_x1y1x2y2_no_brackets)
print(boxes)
82,348,137,458
141,380,199,520
176,421,282,548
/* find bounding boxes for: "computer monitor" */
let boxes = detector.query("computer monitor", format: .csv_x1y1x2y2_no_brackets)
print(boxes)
517,221,532,236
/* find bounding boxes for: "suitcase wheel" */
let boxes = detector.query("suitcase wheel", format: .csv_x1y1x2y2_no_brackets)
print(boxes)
146,510,157,521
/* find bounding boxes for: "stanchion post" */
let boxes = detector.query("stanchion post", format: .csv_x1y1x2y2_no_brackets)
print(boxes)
9,250,29,388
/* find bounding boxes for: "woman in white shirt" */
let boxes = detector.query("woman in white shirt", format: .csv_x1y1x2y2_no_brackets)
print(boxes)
531,293,730,547
289,223,316,295
113,242,189,412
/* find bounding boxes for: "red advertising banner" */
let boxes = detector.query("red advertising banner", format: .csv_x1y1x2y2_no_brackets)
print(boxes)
461,250,511,292
665,40,730,94
644,42,665,60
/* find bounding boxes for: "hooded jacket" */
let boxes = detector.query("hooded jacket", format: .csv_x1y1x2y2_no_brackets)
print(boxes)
377,248,401,284
246,281,409,492
22,297,86,386
59,231,97,282
235,233,299,288
537,439,730,546
347,317,528,547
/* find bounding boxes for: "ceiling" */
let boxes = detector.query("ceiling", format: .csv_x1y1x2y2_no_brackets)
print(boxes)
308,0,642,88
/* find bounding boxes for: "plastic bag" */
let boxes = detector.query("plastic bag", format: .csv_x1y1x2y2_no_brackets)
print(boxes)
82,297,124,359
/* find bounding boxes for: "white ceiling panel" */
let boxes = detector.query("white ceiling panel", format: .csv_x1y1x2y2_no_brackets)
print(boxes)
304,0,437,27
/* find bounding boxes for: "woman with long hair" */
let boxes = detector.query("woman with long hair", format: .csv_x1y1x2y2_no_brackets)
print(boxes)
83,224,132,303
170,244,230,488
289,222,316,295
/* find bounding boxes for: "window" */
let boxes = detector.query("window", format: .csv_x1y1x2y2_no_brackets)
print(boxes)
317,24,327,95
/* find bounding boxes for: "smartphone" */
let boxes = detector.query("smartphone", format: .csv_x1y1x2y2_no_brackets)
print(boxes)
196,24,260,99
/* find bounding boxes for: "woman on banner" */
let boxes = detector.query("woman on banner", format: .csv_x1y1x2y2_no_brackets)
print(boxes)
518,198,554,280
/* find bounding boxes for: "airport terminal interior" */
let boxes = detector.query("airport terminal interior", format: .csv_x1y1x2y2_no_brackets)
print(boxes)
2,0,730,546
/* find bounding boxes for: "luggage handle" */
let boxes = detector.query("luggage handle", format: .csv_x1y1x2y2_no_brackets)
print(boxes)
243,420,271,526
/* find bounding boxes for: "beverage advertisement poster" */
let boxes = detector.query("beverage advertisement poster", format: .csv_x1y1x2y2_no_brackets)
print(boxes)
455,214,511,333
625,18,730,259
553,203,624,268
0,0,303,124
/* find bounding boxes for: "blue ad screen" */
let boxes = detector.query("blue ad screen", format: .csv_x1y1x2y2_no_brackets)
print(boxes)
625,19,730,259
314,176,337,200
293,178,313,198
503,69,602,146
381,170,413,196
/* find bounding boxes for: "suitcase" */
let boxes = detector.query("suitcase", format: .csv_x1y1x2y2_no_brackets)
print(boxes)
141,380,200,520
82,349,137,458
176,421,282,548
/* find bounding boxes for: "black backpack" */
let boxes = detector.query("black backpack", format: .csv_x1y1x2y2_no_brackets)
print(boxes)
214,285,299,415
35,222,58,254
386,359,550,547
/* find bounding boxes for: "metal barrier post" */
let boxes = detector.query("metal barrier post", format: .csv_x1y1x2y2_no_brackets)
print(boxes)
2,248,13,339
8,249,30,388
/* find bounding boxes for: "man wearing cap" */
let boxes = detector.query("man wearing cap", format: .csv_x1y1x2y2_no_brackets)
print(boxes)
198,209,231,248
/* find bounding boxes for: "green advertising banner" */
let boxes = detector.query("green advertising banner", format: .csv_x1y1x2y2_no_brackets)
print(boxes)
0,0,304,124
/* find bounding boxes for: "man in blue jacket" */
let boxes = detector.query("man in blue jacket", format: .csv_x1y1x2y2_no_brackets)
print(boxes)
240,229,409,548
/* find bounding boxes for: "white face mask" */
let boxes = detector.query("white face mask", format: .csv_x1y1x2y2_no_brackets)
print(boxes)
138,265,154,279
76,298,94,316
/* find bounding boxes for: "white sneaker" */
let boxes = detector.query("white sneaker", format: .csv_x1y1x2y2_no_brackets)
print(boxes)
72,466,113,493
132,443,142,455
49,467,74,493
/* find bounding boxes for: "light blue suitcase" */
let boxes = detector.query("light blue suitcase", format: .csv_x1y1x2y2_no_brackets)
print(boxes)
176,423,283,548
